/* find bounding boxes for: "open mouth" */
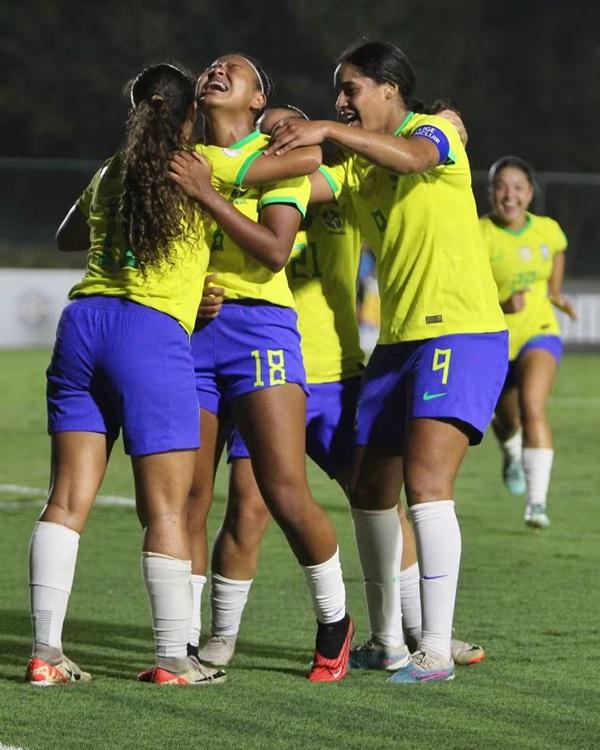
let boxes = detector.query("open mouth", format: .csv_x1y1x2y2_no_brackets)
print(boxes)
339,109,360,125
199,78,229,96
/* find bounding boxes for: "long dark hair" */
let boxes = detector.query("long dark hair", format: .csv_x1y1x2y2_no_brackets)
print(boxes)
120,62,196,271
337,40,449,115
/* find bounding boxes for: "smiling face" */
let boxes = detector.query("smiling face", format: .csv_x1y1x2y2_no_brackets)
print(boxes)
334,62,396,132
490,166,534,229
196,55,266,117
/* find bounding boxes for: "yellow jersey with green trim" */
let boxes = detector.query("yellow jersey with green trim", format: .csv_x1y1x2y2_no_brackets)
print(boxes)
326,113,506,344
196,130,310,308
68,152,210,335
480,213,567,360
287,170,364,383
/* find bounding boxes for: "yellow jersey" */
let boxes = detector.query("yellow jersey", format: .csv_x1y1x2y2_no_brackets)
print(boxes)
327,113,506,344
480,213,567,360
196,131,310,308
287,169,364,383
69,153,210,335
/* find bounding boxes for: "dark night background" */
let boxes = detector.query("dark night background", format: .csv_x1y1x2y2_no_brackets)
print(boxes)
1,0,599,274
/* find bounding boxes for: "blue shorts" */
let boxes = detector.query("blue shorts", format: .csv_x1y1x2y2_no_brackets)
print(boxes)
355,331,509,449
506,335,562,386
191,302,307,414
47,296,200,456
228,375,361,478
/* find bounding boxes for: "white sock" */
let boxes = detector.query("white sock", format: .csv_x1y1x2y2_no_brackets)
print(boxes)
141,552,191,660
502,429,523,463
188,574,207,647
410,500,461,662
29,521,80,655
351,507,404,648
302,547,346,625
211,573,253,637
400,562,422,648
523,447,554,508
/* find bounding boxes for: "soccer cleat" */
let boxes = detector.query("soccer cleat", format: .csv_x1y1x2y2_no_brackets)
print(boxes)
137,656,226,685
450,638,485,666
308,617,354,683
349,639,411,671
196,634,237,666
26,655,92,687
502,456,526,495
387,650,455,684
524,504,550,529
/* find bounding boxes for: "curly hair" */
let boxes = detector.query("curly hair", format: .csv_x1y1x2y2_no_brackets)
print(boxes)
120,63,196,271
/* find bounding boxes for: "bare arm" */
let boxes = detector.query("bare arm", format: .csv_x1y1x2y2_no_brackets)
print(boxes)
548,251,578,320
169,151,301,273
56,204,90,252
265,120,440,174
243,146,322,185
500,289,528,314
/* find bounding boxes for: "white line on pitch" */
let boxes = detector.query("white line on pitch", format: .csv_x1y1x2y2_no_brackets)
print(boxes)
0,484,134,509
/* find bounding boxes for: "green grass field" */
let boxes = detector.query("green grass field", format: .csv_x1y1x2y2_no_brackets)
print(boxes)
1,349,599,750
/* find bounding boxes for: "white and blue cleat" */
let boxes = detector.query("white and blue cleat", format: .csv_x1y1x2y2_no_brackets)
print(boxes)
524,504,550,529
349,639,411,671
387,650,455,684
503,457,526,495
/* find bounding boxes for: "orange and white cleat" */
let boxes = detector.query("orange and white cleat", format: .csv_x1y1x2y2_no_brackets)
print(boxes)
308,617,354,683
26,655,92,687
137,656,226,686
451,638,486,666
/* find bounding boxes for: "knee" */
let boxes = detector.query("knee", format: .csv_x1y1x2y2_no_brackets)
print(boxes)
349,478,372,510
403,463,452,505
520,398,547,428
258,474,312,526
224,498,271,547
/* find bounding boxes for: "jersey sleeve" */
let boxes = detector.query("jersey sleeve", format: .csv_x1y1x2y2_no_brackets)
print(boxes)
75,160,109,218
258,175,311,218
319,149,353,199
408,116,457,165
195,143,264,193
547,218,568,255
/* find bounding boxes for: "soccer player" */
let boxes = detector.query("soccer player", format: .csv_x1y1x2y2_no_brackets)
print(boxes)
196,106,485,672
26,63,227,687
480,156,577,528
267,40,508,683
168,57,352,682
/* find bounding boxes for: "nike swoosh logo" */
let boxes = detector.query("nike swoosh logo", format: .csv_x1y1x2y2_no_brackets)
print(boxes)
422,391,447,401
423,574,448,580
332,667,344,678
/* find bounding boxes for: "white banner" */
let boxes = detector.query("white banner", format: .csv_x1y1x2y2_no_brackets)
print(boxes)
0,269,598,349
0,269,81,348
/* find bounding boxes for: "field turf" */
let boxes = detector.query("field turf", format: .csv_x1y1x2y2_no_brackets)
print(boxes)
0,349,599,750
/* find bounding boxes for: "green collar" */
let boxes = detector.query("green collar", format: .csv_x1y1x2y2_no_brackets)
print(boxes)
393,111,415,136
494,213,533,237
227,129,262,150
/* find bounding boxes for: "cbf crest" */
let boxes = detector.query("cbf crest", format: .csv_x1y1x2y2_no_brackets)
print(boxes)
518,246,533,262
539,244,550,260
320,207,343,233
